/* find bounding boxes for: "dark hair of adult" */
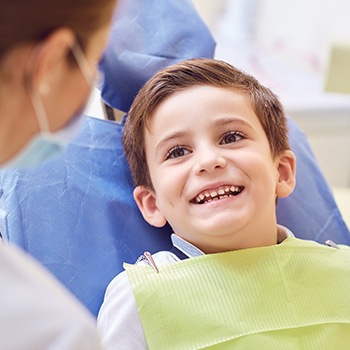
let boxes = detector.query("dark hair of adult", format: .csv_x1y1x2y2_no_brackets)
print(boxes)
0,0,116,60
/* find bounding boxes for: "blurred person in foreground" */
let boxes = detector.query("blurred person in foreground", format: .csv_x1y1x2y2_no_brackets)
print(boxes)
0,0,117,349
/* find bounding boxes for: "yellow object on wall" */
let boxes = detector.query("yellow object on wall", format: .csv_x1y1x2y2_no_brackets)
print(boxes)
325,43,350,94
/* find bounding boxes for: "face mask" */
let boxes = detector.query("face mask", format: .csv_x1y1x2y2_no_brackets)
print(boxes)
1,43,94,170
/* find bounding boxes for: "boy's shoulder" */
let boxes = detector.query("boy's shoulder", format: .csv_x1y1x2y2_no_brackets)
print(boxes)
109,250,180,290
101,250,179,310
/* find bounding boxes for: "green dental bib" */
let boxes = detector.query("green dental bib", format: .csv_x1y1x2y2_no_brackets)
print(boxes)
125,237,350,349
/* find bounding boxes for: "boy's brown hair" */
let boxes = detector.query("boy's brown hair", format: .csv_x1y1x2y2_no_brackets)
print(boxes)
123,58,290,189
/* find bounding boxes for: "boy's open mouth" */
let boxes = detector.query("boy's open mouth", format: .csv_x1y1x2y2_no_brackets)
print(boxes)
192,185,244,204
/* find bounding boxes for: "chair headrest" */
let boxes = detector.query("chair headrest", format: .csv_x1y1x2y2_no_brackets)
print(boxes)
99,0,216,112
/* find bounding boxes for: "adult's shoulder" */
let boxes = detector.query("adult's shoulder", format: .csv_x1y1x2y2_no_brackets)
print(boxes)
0,243,103,350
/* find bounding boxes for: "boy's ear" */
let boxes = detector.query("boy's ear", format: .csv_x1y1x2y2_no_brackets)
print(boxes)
133,186,167,228
275,150,297,198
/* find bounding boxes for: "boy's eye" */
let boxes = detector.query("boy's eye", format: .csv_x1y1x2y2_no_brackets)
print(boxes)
166,146,191,160
220,131,245,145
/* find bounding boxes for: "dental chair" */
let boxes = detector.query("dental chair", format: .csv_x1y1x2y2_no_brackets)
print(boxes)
0,0,349,318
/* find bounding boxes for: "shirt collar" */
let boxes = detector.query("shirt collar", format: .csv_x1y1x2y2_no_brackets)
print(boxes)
171,225,294,259
171,234,204,258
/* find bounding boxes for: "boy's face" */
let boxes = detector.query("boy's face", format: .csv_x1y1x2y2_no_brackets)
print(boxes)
134,85,296,253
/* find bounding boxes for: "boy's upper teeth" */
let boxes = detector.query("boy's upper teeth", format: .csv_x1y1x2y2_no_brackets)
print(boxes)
194,186,243,204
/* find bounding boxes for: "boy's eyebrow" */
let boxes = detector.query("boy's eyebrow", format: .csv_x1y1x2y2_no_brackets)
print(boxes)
155,130,189,156
213,117,253,129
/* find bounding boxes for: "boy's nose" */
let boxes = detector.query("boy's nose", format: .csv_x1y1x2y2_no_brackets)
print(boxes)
194,148,227,174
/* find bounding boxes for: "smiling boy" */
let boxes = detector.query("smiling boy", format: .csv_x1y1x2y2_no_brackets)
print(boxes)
97,59,350,349
131,83,295,254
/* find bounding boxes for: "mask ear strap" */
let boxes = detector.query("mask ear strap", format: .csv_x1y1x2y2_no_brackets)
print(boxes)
24,43,51,133
71,43,94,84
